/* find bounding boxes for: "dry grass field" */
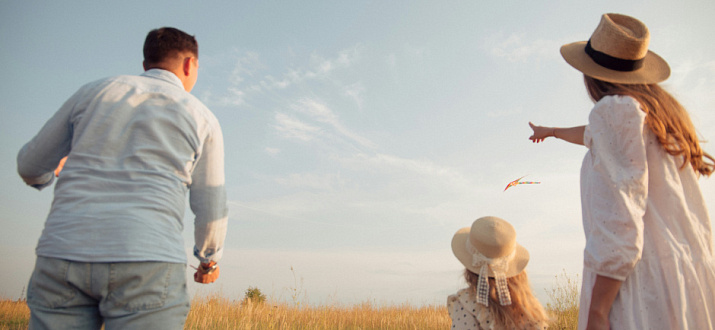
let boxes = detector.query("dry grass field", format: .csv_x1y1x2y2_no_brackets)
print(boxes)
186,295,451,329
0,296,577,330
0,299,28,330
0,272,579,329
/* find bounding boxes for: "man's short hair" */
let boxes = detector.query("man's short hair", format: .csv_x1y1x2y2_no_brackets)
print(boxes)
143,27,198,67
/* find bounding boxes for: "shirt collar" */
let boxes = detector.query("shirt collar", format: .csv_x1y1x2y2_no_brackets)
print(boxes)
141,69,184,90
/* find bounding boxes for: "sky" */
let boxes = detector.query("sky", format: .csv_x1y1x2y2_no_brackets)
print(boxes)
1,1,714,307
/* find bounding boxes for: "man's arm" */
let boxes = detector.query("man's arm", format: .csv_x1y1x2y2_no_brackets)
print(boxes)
17,96,76,190
190,121,228,283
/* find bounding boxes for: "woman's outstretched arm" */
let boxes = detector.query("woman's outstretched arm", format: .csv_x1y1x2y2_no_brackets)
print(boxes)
529,122,585,146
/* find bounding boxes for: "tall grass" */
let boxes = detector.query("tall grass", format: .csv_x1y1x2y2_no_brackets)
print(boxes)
0,272,580,329
0,299,29,330
185,295,450,329
545,271,580,329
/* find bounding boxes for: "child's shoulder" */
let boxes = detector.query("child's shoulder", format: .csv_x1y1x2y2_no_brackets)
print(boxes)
448,288,495,329
447,288,476,309
447,288,471,301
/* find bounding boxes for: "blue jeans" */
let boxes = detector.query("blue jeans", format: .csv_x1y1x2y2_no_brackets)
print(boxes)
27,256,190,330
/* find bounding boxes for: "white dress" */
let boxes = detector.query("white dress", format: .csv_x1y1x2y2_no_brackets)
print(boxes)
579,95,715,329
448,289,493,330
447,288,548,329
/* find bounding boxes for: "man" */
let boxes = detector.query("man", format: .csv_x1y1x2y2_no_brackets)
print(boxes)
17,27,228,329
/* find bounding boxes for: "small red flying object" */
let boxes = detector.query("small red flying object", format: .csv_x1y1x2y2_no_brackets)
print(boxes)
504,176,541,191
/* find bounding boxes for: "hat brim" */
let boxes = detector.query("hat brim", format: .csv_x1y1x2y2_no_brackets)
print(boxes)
560,41,670,84
451,227,529,277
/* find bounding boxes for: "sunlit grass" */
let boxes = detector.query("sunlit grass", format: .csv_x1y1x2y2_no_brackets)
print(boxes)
185,294,450,329
0,271,580,329
0,299,30,330
545,271,580,329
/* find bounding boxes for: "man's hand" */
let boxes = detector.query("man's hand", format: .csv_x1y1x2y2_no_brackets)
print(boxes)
193,261,220,284
54,156,68,177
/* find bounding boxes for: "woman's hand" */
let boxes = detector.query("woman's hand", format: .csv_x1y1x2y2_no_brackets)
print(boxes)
528,123,586,146
529,122,554,143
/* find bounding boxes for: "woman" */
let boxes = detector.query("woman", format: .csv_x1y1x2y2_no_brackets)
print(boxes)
530,13,715,329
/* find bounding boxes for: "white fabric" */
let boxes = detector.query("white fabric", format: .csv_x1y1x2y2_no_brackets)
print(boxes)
578,95,715,329
448,289,494,330
447,288,548,330
465,240,514,306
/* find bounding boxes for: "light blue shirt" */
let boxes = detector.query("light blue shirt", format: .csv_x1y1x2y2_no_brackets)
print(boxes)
17,69,228,264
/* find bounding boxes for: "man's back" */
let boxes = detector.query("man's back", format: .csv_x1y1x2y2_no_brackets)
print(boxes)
18,69,225,264
20,27,225,329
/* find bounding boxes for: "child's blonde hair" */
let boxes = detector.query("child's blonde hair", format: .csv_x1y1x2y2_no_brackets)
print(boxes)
584,75,714,176
464,269,550,328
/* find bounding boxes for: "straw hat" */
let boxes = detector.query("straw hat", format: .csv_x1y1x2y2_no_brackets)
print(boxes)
451,216,529,278
560,13,670,84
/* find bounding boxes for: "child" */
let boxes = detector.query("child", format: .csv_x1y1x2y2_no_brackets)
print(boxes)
448,216,549,329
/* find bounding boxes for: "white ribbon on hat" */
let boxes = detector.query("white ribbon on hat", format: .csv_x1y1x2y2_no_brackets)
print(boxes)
466,239,515,307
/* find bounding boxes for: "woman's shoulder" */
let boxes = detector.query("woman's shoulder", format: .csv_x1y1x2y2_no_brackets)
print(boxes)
588,94,646,130
593,94,642,114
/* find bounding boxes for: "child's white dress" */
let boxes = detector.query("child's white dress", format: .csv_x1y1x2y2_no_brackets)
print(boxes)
447,288,548,329
448,288,494,330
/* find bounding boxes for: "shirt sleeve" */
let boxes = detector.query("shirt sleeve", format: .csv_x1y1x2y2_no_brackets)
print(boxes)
17,88,80,190
191,119,229,264
582,95,648,281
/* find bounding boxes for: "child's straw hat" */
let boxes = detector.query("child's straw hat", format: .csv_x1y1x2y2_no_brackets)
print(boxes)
452,216,529,306
560,13,670,84
451,216,529,278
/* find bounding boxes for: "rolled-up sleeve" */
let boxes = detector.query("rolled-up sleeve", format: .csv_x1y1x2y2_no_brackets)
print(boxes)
581,96,648,281
191,120,228,264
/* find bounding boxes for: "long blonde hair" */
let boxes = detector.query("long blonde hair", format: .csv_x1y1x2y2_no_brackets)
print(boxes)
584,75,714,176
464,269,549,329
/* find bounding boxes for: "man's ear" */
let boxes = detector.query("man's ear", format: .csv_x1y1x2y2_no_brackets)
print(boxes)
142,61,148,71
182,57,193,76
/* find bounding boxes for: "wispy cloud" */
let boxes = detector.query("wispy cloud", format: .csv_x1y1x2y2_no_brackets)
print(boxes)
229,51,262,85
273,98,375,150
199,50,263,107
343,82,365,110
273,112,321,142
337,152,468,186
259,45,362,91
264,147,281,156
485,33,559,63
230,43,476,232
291,98,375,149
204,45,362,108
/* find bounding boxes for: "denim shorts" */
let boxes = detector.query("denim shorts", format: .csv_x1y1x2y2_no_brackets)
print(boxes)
27,256,190,330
